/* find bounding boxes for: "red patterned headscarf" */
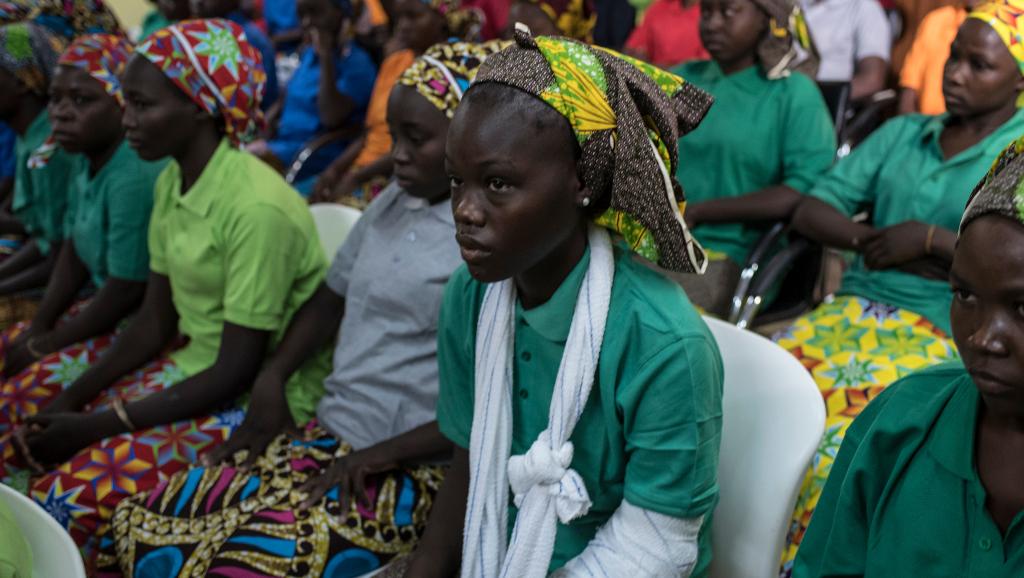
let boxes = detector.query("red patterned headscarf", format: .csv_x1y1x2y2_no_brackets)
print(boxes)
135,19,266,146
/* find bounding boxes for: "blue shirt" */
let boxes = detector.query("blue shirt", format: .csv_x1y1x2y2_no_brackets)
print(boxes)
0,123,15,181
264,0,299,37
227,11,279,108
269,42,376,173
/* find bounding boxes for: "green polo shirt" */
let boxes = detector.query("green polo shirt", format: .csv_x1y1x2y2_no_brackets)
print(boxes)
809,111,1024,335
12,110,76,255
794,363,1024,577
148,140,330,423
672,61,836,266
139,9,171,39
65,140,165,287
437,242,724,575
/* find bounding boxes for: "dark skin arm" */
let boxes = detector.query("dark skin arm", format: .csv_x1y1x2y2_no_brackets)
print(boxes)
203,283,346,468
18,321,271,467
862,221,956,271
0,240,60,295
791,197,875,251
311,28,358,131
685,185,803,229
898,87,920,115
850,57,889,102
310,134,367,202
0,213,26,236
41,272,179,413
403,446,469,578
271,28,305,49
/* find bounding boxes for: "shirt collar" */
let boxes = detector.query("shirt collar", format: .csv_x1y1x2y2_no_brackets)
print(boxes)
174,138,232,218
515,244,591,343
922,109,1024,161
927,373,981,481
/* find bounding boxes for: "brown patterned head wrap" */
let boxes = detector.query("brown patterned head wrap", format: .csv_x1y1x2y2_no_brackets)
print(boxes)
471,25,712,273
749,0,819,79
961,136,1024,233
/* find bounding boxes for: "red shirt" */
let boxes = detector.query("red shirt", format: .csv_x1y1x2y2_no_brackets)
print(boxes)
625,0,708,68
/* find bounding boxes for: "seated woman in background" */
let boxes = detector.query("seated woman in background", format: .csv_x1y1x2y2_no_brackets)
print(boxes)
670,0,835,316
191,0,280,107
0,35,165,452
504,0,596,40
109,41,504,578
0,23,76,298
776,3,1024,572
5,20,328,564
406,27,723,578
793,137,1024,578
898,0,974,115
249,0,377,191
311,0,483,206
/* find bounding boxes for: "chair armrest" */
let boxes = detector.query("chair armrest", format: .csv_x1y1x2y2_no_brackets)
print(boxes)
736,236,815,328
727,222,788,324
285,125,364,184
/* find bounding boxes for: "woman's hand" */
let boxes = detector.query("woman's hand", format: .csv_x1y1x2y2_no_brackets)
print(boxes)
14,412,111,469
201,372,295,469
684,203,703,230
298,445,399,512
862,221,932,270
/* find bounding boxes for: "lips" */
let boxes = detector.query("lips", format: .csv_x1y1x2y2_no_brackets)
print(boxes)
456,232,491,263
969,368,1017,396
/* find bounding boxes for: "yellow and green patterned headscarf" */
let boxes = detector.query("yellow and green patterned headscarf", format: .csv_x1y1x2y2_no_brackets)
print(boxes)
962,135,1024,232
398,40,508,118
970,0,1024,74
472,25,712,273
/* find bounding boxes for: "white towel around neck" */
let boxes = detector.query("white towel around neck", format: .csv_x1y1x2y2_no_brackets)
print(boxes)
461,223,615,578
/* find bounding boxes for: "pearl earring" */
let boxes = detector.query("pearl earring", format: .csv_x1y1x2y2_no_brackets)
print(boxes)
581,197,591,207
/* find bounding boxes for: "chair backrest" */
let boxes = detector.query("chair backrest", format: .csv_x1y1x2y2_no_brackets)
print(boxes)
704,317,825,578
0,483,86,578
310,203,363,259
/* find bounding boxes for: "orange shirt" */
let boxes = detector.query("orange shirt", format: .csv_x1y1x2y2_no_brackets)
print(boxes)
353,50,417,170
899,6,966,115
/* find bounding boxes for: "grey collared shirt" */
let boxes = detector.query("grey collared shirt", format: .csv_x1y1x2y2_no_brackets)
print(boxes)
317,182,461,450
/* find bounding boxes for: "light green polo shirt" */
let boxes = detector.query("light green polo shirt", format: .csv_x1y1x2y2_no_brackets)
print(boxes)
672,61,836,266
12,110,76,255
794,363,1024,577
65,140,165,287
148,140,330,423
436,242,724,575
809,111,1024,335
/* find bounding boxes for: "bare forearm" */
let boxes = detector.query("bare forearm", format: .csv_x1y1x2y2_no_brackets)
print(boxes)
351,154,393,184
792,197,874,251
0,212,25,235
690,186,803,225
44,279,145,351
262,283,344,381
0,240,43,283
406,446,469,578
326,135,367,178
927,227,956,264
30,243,90,331
372,422,452,466
850,57,888,101
898,88,919,115
0,245,57,295
318,51,355,129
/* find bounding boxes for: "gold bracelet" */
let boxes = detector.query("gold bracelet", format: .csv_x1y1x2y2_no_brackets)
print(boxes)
111,398,137,432
925,225,937,255
25,336,48,360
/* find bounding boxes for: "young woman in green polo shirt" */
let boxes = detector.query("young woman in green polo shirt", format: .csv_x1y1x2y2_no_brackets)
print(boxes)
793,135,1024,578
777,4,1024,572
668,0,835,316
6,20,328,564
406,27,723,578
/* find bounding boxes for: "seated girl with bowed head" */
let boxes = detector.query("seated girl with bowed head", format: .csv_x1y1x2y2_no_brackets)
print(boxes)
793,135,1024,577
404,25,725,578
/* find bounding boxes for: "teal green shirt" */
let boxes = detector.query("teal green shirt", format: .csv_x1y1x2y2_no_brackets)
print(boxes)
66,140,165,287
437,243,724,575
794,363,1024,577
672,61,836,265
809,111,1024,334
12,110,76,255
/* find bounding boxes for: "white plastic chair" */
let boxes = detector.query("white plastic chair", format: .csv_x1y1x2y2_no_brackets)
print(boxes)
704,317,825,578
0,482,86,578
310,203,362,259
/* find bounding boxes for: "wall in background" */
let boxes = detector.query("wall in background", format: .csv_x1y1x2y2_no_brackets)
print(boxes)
107,0,149,32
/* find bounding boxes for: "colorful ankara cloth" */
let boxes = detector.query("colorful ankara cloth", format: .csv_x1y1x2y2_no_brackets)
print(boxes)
962,133,1024,231
397,40,507,118
473,25,711,273
105,423,445,577
521,0,596,41
0,0,120,38
969,0,1024,75
749,0,819,79
424,0,484,40
773,295,959,576
136,18,266,146
0,21,63,96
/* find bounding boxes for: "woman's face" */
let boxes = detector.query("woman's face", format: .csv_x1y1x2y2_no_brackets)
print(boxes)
698,0,766,67
297,0,345,41
951,215,1024,419
48,65,122,155
446,85,587,283
121,55,204,161
158,0,191,20
190,0,237,18
386,85,451,200
943,19,1024,118
393,0,446,53
505,3,560,38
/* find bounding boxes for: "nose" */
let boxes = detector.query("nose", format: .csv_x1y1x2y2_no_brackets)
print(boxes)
391,140,411,166
452,185,485,228
944,58,967,87
49,96,73,122
967,312,1010,358
121,104,137,131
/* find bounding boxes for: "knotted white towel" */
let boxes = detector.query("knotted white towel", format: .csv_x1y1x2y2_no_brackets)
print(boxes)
461,223,615,578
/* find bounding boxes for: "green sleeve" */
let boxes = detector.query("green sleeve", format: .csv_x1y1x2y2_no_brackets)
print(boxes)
222,203,304,331
809,117,909,216
436,266,479,450
620,334,724,519
147,166,173,275
792,382,899,578
103,162,159,282
780,74,837,194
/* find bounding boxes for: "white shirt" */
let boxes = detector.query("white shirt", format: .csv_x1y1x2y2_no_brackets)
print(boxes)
803,0,892,82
